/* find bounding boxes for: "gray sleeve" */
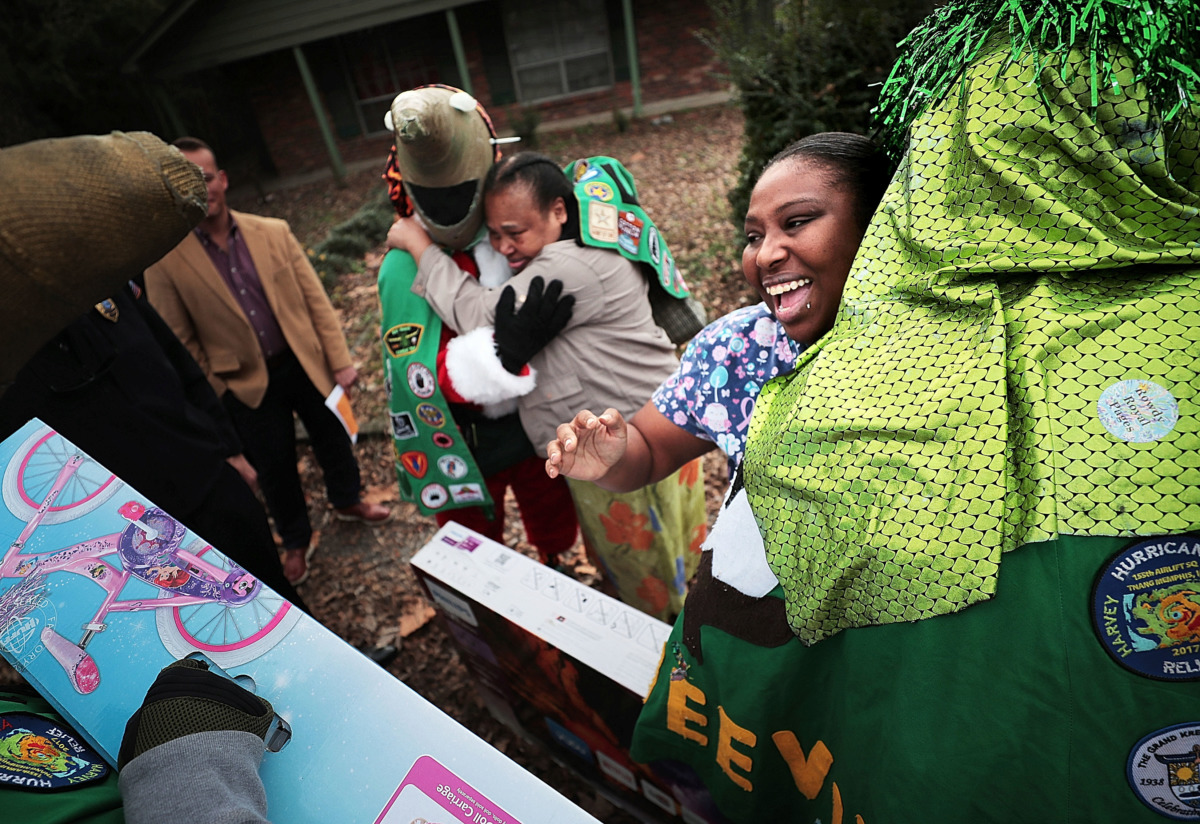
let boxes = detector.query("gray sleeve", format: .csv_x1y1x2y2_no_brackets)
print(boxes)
119,731,270,824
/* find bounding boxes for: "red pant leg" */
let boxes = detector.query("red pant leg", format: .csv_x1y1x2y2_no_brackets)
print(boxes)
508,455,579,564
434,470,509,543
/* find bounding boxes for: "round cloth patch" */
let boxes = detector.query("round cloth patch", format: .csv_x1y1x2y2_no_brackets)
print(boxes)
416,403,445,428
420,484,448,509
1092,537,1200,681
1097,380,1179,443
1127,722,1200,819
0,712,110,791
437,455,468,480
406,363,436,399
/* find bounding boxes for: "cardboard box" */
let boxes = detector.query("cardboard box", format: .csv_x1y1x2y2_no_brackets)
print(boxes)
0,420,598,824
412,523,726,824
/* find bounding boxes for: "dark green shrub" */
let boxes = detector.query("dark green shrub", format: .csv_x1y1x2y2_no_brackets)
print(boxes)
308,189,394,286
702,0,934,225
508,105,541,149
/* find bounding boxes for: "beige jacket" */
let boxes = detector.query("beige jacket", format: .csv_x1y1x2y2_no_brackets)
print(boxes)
145,211,352,408
413,239,678,452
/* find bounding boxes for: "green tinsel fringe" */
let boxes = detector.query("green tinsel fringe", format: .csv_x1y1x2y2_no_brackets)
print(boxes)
873,0,1200,160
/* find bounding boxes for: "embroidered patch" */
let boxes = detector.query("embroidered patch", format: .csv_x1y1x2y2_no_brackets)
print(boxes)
618,211,644,255
406,363,436,399
384,323,424,358
572,160,590,182
1127,722,1200,819
647,226,661,265
432,432,455,449
583,181,614,202
437,455,468,480
449,483,485,504
400,451,429,480
390,411,418,441
0,712,110,791
587,200,619,244
420,484,448,509
416,403,445,428
93,299,119,322
1098,380,1179,443
664,248,685,293
1091,536,1200,681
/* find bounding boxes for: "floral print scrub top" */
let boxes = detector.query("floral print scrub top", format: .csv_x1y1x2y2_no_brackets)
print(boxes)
652,303,803,475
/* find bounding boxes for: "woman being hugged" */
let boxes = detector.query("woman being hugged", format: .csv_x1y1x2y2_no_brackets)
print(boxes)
388,152,706,620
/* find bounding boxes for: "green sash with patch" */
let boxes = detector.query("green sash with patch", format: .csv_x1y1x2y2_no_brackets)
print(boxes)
564,156,706,343
631,533,1200,823
377,248,494,516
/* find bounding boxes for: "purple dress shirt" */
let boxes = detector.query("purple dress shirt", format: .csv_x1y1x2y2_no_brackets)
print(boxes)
195,218,288,358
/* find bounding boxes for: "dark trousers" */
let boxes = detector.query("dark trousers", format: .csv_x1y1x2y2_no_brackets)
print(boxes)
183,463,309,613
223,351,361,551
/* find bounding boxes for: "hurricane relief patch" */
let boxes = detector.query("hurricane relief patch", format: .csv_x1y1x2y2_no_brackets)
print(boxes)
0,712,109,791
1127,722,1200,819
1092,536,1200,681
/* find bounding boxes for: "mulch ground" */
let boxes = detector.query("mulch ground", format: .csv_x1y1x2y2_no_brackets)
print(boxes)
1,102,750,821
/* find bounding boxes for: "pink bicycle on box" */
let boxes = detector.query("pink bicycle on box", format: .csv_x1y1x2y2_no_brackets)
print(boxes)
0,426,300,694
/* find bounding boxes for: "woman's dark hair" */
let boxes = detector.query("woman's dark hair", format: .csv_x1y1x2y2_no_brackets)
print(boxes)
763,132,892,232
483,151,581,241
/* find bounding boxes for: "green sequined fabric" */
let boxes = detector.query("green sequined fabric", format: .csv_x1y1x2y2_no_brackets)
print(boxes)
743,41,1200,645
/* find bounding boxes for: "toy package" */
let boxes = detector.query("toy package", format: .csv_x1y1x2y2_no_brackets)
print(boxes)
412,523,727,824
0,419,598,823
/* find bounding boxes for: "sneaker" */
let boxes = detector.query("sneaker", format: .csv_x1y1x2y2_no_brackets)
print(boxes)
334,501,393,524
282,545,317,586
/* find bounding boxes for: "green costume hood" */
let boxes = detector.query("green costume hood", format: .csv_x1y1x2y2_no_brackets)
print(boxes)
744,40,1200,644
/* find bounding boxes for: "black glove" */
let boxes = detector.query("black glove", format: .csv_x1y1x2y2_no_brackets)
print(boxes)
118,658,277,769
493,276,575,374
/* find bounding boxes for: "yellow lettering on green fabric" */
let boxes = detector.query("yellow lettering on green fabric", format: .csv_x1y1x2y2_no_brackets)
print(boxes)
667,676,708,745
772,730,833,800
831,780,865,824
716,705,757,791
644,644,667,702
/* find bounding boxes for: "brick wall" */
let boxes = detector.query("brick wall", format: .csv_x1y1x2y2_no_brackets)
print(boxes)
241,0,723,174
239,51,394,175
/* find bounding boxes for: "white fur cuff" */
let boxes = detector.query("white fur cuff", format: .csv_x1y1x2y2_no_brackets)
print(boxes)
444,326,537,407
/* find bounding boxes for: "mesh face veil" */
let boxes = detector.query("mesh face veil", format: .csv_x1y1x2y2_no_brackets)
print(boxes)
387,86,498,250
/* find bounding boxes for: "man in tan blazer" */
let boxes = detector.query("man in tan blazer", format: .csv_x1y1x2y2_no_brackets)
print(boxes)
146,137,390,586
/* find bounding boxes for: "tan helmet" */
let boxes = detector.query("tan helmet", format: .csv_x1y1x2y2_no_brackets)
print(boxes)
386,85,496,250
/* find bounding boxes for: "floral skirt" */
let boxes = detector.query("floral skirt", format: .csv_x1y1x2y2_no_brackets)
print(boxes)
566,458,706,621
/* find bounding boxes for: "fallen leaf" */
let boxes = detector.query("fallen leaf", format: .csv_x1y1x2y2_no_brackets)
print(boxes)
399,601,437,637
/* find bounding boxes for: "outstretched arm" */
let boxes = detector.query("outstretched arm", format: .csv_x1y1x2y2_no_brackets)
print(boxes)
547,401,714,492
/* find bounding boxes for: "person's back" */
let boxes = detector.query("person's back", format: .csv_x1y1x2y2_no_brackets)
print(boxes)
510,239,678,450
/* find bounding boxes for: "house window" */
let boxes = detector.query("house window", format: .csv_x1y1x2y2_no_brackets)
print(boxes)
503,0,613,102
337,28,439,137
